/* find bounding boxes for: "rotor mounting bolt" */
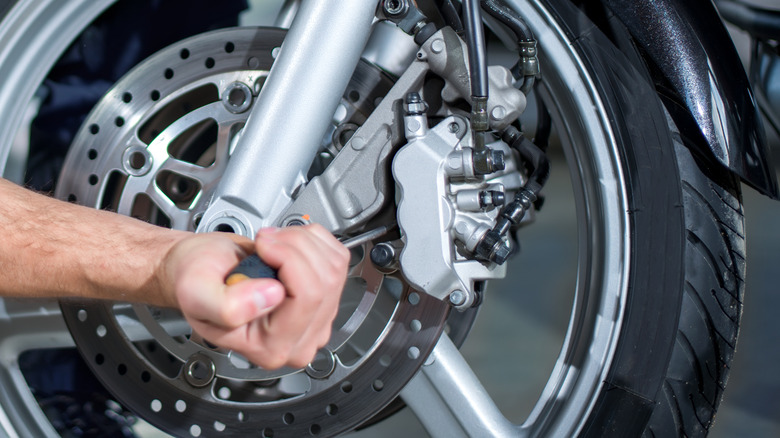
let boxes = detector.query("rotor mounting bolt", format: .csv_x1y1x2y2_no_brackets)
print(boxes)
184,353,217,388
448,290,467,307
222,82,253,114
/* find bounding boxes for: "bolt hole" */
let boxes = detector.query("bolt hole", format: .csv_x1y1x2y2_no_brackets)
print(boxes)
129,152,146,170
215,224,235,233
228,88,247,107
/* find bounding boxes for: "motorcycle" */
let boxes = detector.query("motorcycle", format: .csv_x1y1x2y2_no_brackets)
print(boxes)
0,0,774,436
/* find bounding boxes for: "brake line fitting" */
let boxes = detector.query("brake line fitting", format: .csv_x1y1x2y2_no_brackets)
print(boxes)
380,0,438,44
474,125,550,264
481,0,539,93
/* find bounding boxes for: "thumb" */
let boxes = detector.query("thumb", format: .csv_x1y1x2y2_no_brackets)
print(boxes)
220,279,286,327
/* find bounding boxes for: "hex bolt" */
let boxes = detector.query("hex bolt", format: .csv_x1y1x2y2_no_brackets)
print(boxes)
473,148,506,175
222,82,253,114
448,290,467,307
370,243,396,268
405,92,427,115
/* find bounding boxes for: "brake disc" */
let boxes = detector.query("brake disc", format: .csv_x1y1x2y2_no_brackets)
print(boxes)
55,27,449,437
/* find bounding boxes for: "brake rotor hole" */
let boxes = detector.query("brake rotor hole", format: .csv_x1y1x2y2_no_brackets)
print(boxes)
77,309,87,322
326,404,338,416
262,427,274,438
67,194,77,203
348,90,360,102
408,292,420,306
372,379,384,392
95,354,104,365
96,324,107,337
379,354,391,367
150,90,161,101
225,42,235,53
190,425,201,437
410,319,422,332
141,371,151,383
180,48,190,59
164,68,174,79
408,346,420,359
238,411,246,422
214,421,226,432
151,399,162,413
89,123,100,135
340,381,353,393
117,364,127,375
176,399,187,413
218,386,231,400
87,149,98,160
310,424,321,435
122,92,132,103
205,57,215,69
115,116,125,127
282,412,294,425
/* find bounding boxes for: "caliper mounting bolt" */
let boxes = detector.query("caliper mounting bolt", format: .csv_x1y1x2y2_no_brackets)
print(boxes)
448,290,467,307
370,243,396,268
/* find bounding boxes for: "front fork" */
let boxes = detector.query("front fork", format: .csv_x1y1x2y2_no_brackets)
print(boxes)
198,0,380,236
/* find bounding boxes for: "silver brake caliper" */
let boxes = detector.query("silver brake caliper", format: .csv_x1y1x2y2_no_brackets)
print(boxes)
284,27,527,308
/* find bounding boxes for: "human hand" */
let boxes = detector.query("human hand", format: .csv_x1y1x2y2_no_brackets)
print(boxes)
163,224,350,369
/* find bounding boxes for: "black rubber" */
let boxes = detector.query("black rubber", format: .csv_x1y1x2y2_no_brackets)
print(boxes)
542,1,745,436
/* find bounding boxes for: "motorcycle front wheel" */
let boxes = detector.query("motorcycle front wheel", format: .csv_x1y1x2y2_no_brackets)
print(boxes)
0,1,744,437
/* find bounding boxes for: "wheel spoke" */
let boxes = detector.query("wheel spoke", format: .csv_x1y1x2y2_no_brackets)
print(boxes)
0,298,73,437
400,334,520,438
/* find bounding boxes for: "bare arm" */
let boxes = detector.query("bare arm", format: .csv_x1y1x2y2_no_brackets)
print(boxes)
0,178,350,368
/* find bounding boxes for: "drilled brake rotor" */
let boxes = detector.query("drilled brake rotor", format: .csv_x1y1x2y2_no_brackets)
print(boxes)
55,27,449,437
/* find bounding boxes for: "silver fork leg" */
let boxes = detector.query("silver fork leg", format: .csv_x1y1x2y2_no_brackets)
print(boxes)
199,0,380,236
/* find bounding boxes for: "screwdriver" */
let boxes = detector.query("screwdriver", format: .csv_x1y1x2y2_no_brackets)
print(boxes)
225,225,391,285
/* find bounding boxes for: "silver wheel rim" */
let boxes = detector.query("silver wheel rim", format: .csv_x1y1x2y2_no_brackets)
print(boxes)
0,1,630,437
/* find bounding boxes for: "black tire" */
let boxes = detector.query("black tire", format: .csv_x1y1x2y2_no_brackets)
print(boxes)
537,1,745,436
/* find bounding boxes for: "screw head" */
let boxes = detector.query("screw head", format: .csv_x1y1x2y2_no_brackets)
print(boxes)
370,243,395,268
449,290,467,306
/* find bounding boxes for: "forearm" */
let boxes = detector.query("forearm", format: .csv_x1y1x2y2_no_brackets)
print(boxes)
0,178,187,306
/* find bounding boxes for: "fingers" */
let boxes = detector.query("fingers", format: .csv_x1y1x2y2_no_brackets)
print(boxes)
169,226,349,370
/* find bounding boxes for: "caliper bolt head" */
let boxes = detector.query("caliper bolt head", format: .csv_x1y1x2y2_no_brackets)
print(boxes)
473,148,506,175
370,243,396,268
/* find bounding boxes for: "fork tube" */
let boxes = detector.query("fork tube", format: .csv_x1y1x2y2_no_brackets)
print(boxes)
200,0,379,236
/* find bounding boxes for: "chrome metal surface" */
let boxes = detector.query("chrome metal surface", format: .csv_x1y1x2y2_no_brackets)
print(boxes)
198,0,381,238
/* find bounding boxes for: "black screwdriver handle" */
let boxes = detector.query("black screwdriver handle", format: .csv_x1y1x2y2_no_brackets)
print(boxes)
225,254,278,285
